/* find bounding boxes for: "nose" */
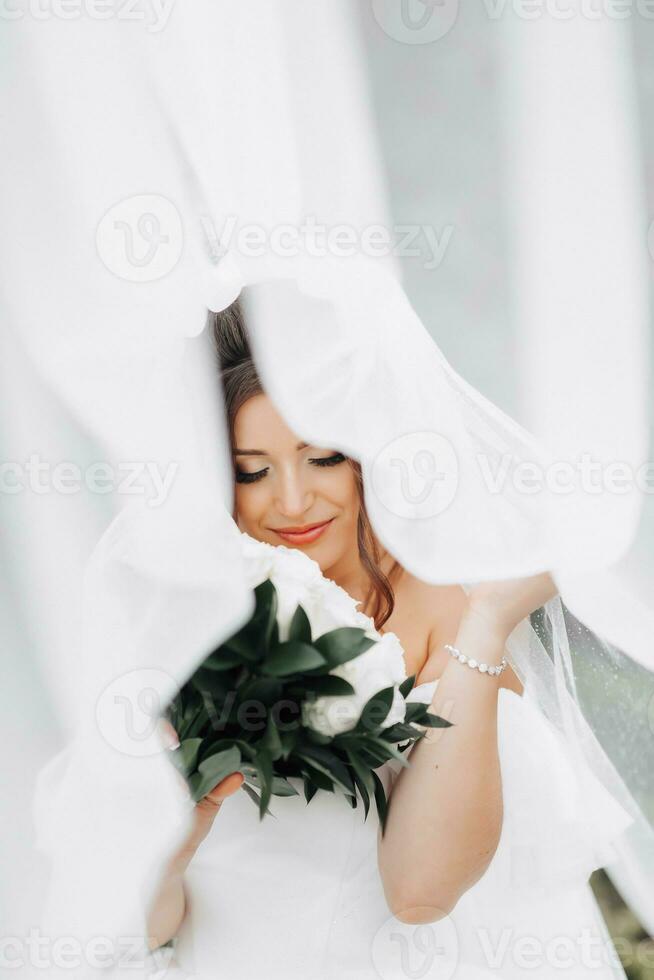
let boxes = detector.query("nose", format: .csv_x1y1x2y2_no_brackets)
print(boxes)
275,467,314,518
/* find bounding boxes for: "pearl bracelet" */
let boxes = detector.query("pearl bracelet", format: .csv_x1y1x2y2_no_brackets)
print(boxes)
444,643,507,677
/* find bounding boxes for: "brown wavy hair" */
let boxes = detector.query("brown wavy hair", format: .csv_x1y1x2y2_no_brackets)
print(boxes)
209,299,402,630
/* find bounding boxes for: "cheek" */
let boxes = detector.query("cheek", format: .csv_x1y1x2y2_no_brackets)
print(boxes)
327,467,359,515
234,484,268,526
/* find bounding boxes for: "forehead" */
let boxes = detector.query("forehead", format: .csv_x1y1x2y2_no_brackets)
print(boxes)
233,393,300,450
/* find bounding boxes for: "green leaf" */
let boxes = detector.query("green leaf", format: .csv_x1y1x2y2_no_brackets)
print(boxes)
241,780,263,809
223,580,279,667
314,627,376,669
403,701,434,725
344,791,357,810
305,727,334,746
237,763,259,780
254,580,279,651
270,776,300,798
358,685,395,732
420,710,454,729
187,772,205,802
365,736,412,768
191,746,242,801
303,775,318,804
350,767,371,819
262,641,327,677
222,631,259,663
261,714,284,761
239,676,284,707
399,674,417,698
301,675,356,697
379,722,422,742
347,749,375,817
240,779,276,817
176,737,202,775
353,746,385,769
279,726,299,760
371,769,389,837
356,738,395,766
288,604,312,644
254,748,274,819
296,746,355,796
200,737,257,764
199,650,246,671
180,708,210,741
299,762,334,793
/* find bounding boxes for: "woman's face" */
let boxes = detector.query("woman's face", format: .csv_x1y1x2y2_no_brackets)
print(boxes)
232,393,359,573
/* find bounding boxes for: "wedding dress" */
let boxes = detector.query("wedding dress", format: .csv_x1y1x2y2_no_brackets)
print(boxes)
167,678,633,980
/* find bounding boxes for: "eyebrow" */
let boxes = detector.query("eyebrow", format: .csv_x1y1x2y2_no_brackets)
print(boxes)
233,442,309,456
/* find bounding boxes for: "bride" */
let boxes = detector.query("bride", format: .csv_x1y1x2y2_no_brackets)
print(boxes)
144,301,627,980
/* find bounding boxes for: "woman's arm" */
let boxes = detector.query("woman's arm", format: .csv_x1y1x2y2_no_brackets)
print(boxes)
377,607,508,924
145,850,191,951
377,572,557,925
145,748,244,950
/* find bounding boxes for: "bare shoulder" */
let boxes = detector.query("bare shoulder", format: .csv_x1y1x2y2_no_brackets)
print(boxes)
395,569,523,696
393,568,467,626
392,567,466,635
388,569,466,678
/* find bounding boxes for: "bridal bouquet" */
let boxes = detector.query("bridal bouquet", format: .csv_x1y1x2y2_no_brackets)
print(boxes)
164,532,450,834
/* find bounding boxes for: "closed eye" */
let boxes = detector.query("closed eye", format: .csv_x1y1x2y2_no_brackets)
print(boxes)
235,452,346,485
309,452,347,467
235,467,268,484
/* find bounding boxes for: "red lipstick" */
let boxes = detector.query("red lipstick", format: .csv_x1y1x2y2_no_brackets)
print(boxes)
273,518,334,545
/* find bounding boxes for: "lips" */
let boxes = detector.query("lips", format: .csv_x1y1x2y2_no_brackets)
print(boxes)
273,518,334,544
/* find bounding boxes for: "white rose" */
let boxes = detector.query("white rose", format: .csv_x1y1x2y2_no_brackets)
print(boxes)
405,679,438,705
240,532,275,587
371,631,407,686
303,629,409,737
238,530,411,738
301,579,370,638
270,542,323,586
301,695,360,737
268,543,327,640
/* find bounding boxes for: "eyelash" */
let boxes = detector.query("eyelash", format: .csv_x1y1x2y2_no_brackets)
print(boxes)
235,452,347,485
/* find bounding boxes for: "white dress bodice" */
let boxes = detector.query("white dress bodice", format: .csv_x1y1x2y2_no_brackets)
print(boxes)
169,684,633,980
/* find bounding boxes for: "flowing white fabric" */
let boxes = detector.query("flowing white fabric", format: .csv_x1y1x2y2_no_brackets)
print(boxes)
500,5,654,670
0,1,651,975
228,248,654,930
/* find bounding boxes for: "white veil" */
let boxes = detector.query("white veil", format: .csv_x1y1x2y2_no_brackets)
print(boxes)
227,248,654,927
1,2,652,975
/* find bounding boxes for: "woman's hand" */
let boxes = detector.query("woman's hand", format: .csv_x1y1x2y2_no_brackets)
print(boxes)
158,719,245,862
145,721,245,950
464,571,559,641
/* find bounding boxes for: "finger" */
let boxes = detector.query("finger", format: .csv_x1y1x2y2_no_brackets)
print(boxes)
203,771,245,807
157,717,180,750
